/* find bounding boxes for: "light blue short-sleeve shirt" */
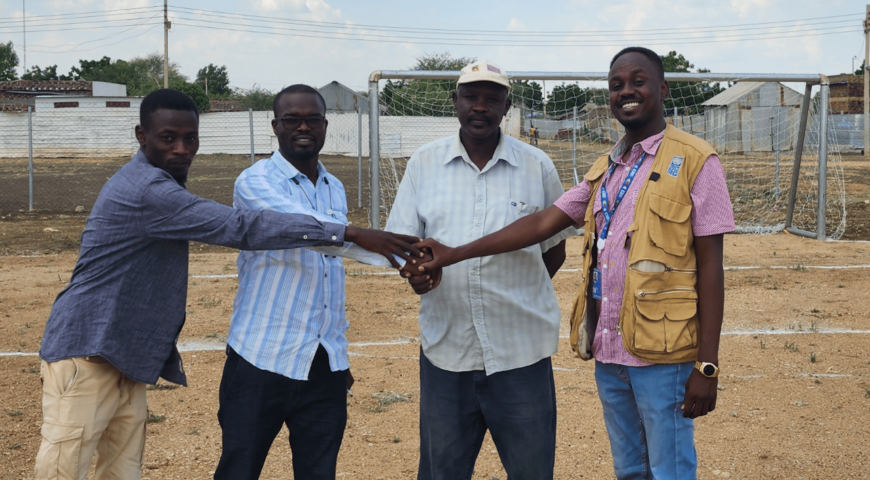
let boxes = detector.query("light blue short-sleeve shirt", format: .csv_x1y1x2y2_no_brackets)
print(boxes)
385,132,576,374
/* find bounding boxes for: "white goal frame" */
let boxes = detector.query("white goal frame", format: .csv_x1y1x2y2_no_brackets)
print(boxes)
367,71,833,240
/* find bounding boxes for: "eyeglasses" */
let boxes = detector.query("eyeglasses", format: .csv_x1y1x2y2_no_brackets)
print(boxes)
278,115,326,130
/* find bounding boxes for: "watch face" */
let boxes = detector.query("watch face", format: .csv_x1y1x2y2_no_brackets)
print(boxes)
702,364,716,376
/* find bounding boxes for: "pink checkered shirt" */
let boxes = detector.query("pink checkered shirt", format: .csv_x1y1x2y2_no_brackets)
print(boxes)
554,131,735,366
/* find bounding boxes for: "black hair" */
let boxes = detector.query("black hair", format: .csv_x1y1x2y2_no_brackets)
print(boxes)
273,84,326,116
610,47,665,80
139,89,199,129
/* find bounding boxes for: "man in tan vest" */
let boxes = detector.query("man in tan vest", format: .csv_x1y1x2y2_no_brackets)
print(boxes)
412,47,735,479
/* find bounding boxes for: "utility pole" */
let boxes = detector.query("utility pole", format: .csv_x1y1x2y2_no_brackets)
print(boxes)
864,4,869,157
204,77,208,96
163,0,170,89
22,0,26,77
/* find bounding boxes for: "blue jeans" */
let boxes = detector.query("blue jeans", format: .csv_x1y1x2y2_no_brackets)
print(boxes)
214,346,348,480
418,352,556,480
594,361,697,480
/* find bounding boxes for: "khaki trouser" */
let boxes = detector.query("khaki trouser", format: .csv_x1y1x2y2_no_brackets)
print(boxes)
35,357,148,480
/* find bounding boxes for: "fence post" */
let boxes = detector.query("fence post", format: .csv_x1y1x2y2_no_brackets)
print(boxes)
249,108,255,166
773,113,781,202
572,105,578,185
368,79,381,229
28,105,33,211
358,107,363,209
816,80,830,241
785,83,813,231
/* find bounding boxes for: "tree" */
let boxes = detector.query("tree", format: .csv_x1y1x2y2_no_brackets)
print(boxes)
169,79,209,110
235,85,276,111
509,80,543,112
856,60,866,76
22,65,65,81
659,50,724,115
196,64,231,97
543,84,608,116
0,41,19,81
383,52,475,117
66,53,186,96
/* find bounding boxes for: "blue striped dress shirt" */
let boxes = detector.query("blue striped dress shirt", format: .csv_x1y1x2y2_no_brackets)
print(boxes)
229,151,394,380
385,133,577,374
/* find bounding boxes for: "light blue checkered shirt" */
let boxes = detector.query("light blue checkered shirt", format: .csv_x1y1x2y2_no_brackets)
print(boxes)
229,151,394,380
385,133,576,374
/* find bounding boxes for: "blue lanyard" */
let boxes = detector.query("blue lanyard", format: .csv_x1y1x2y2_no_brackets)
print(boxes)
599,153,646,243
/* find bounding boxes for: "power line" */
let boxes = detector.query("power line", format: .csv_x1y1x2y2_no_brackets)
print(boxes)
0,22,163,35
171,21,860,47
169,11,861,39
170,6,862,36
26,14,162,53
0,6,160,24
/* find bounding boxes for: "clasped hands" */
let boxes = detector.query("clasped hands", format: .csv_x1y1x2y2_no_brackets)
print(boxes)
397,238,456,295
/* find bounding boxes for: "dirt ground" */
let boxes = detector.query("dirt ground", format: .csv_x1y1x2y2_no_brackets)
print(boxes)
1,234,869,480
1,150,869,479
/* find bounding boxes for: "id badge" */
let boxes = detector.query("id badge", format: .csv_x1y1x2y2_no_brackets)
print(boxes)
592,268,602,300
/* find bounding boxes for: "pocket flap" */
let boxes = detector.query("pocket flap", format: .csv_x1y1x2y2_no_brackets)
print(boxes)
41,421,84,444
636,298,697,322
649,193,692,223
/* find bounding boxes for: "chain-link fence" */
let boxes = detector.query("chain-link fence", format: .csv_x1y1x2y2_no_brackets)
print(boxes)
0,101,368,213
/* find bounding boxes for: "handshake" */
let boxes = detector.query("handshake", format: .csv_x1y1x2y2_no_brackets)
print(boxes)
345,227,457,296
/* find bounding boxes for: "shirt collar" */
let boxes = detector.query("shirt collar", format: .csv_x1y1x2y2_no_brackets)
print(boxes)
270,150,328,184
609,129,666,165
446,129,517,169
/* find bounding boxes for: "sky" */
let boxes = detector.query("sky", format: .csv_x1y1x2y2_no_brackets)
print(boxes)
0,0,865,94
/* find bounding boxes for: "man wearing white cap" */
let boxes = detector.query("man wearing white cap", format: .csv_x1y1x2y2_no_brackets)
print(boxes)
387,60,575,479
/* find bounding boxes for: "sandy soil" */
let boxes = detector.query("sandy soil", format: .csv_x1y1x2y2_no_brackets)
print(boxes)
1,234,869,479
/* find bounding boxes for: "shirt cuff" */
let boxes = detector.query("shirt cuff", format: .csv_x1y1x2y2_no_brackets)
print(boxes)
324,223,345,245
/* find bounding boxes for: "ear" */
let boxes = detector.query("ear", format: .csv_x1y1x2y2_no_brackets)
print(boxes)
452,89,458,107
504,95,512,115
323,118,329,135
134,125,146,149
660,79,670,100
271,118,279,136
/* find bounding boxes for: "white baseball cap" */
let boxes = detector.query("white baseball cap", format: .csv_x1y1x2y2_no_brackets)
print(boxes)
457,60,510,91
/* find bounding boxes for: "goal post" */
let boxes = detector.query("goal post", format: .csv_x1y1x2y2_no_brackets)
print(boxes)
367,70,844,241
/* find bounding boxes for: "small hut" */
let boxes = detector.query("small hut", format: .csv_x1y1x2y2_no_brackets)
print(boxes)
701,82,803,153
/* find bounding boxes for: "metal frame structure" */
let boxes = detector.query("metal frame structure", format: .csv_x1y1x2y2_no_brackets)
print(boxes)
368,70,831,239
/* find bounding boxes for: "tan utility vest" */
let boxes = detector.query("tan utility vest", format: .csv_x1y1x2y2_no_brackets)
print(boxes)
569,125,717,364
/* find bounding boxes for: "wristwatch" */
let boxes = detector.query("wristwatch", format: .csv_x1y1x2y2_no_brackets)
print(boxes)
694,361,720,378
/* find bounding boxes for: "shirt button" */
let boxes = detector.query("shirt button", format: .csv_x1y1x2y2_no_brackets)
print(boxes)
471,270,478,275
473,294,479,299
317,334,321,338
324,304,328,308
478,197,483,202
603,297,608,302
603,264,608,269
475,319,481,324
476,222,480,226
603,328,609,333
332,235,337,240
478,175,483,179
303,235,309,239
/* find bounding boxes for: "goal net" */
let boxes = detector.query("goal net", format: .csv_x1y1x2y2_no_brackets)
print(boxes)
370,72,846,240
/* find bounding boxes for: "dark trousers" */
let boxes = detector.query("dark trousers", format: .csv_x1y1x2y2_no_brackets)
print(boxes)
418,352,557,480
214,346,348,480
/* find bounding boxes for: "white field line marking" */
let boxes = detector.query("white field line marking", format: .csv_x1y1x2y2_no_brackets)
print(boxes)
190,264,870,279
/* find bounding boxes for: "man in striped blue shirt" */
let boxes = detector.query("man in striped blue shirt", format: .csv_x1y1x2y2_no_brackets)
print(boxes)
213,85,427,480
387,61,575,479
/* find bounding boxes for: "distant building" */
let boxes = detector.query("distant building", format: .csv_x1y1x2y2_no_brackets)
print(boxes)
828,74,863,115
701,82,803,153
0,80,127,112
318,81,375,114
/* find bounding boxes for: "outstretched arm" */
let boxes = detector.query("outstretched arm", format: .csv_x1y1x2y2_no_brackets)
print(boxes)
416,205,576,271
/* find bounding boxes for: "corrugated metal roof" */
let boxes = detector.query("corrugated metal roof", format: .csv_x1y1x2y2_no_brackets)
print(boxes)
701,81,763,106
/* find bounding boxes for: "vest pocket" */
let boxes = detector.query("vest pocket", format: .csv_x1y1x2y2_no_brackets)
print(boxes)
633,289,698,353
648,194,693,257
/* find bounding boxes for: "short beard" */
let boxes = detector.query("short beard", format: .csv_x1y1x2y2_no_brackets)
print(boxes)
618,116,648,131
284,146,319,163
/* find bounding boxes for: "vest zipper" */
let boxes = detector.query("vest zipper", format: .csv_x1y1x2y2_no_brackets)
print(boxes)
636,287,695,298
629,259,697,273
